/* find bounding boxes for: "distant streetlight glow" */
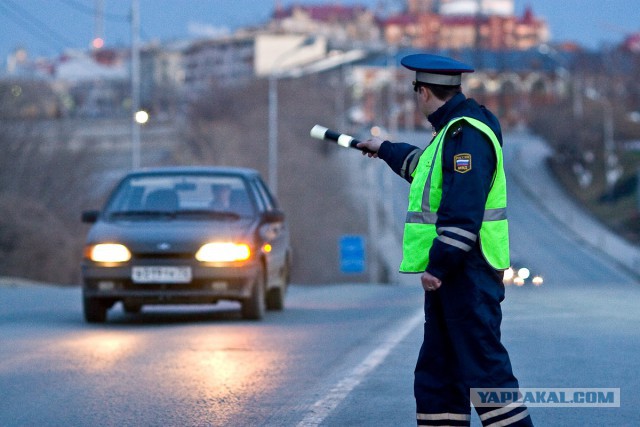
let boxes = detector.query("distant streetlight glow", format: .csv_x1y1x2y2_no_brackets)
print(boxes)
370,126,383,137
92,38,105,49
517,267,531,280
532,276,544,286
503,267,514,281
135,110,149,124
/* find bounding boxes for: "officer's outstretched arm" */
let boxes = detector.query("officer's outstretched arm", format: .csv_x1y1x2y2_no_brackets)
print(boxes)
364,140,422,183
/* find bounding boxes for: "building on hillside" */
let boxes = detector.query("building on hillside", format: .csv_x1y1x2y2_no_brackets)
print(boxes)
623,32,640,53
407,0,435,14
269,4,381,48
349,48,579,129
53,49,129,118
182,33,255,98
439,0,514,16
140,42,187,116
5,48,55,78
254,34,327,77
55,49,128,82
382,3,548,50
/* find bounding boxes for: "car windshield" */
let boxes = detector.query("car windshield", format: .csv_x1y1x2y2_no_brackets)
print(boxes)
104,173,255,219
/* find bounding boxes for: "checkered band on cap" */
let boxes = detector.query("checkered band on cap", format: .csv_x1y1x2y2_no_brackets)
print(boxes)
415,71,462,86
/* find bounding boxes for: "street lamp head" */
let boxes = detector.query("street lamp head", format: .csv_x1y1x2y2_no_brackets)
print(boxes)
135,110,149,124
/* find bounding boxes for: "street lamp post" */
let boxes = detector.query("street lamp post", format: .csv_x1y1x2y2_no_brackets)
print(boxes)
585,88,621,195
267,37,316,196
268,73,279,195
538,44,582,119
130,0,141,170
602,99,620,193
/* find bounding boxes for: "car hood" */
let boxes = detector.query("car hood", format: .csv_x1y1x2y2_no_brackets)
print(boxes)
86,218,258,253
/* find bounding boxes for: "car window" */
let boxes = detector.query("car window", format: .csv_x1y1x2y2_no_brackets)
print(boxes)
105,174,256,216
248,179,266,212
253,177,278,211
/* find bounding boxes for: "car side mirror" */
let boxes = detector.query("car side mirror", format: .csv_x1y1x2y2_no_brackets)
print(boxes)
259,210,285,241
82,210,100,223
263,209,285,223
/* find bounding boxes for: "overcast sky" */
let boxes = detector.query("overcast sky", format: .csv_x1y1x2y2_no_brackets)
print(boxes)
1,0,638,63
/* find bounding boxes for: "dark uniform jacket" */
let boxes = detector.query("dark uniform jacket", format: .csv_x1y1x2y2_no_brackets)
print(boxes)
377,93,503,281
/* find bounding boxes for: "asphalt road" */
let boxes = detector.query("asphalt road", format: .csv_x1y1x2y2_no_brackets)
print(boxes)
1,131,639,426
0,282,426,426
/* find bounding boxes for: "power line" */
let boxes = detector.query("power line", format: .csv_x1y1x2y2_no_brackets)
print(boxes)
1,0,78,48
1,0,149,58
53,0,150,45
0,2,73,52
54,0,130,22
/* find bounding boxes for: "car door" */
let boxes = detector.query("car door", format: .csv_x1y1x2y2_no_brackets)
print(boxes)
251,177,288,288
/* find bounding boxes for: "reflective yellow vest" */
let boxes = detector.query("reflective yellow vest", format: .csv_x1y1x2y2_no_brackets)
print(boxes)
400,116,510,273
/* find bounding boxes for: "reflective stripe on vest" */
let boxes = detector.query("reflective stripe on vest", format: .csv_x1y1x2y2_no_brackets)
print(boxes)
399,116,510,273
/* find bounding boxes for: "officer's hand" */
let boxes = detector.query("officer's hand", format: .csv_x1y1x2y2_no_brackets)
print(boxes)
421,271,442,292
357,137,383,158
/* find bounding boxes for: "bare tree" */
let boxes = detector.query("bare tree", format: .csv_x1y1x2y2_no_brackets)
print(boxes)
0,115,101,284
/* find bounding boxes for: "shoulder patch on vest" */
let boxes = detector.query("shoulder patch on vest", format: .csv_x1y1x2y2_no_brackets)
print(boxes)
454,153,472,173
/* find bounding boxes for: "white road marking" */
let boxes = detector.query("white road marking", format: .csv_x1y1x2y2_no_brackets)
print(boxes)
297,308,425,426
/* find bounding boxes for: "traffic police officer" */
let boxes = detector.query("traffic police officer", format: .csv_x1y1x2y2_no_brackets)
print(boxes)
358,54,533,427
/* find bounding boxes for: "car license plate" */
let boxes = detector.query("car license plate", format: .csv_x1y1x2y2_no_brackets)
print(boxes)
131,266,192,284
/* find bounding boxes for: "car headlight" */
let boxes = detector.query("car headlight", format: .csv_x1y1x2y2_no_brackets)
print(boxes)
86,243,132,263
517,267,531,280
195,242,251,262
532,276,544,286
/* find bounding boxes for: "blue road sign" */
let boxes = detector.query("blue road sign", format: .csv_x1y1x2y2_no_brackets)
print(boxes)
340,235,365,274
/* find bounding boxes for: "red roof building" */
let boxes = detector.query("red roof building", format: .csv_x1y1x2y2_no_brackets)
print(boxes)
382,5,549,50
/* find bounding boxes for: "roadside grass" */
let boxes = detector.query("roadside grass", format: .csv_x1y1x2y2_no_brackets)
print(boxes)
541,118,640,245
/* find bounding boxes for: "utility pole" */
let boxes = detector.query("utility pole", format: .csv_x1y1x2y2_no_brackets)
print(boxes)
267,36,316,196
93,0,104,49
474,0,483,68
130,0,141,169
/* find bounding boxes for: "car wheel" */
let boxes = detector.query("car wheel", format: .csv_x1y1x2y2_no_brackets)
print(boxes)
83,297,107,323
241,266,265,320
266,264,286,312
266,286,284,311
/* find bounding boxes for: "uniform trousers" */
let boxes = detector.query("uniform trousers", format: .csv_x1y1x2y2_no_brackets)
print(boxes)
414,259,534,426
